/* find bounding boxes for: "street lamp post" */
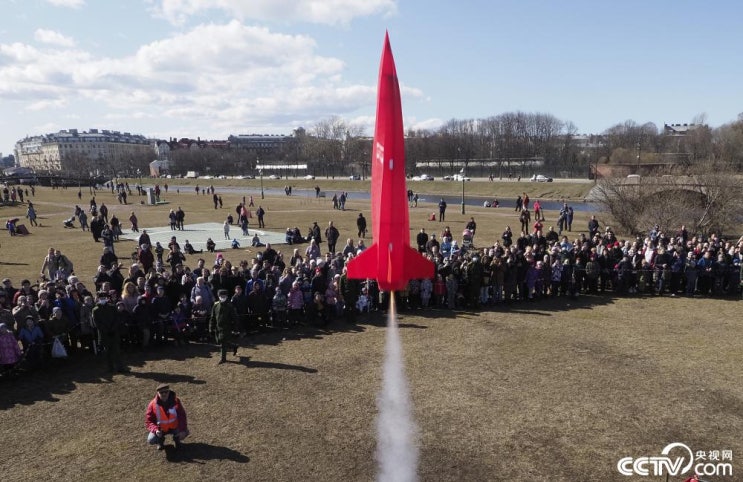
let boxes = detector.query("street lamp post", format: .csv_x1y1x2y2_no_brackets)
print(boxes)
636,142,641,174
461,172,466,214
257,158,264,199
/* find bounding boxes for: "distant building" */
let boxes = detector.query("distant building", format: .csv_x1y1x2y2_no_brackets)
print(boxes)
228,134,291,153
1,153,15,168
155,137,231,160
14,129,154,174
663,123,702,136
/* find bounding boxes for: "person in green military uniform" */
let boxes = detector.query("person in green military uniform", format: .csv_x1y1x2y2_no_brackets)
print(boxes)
93,291,129,373
209,289,238,365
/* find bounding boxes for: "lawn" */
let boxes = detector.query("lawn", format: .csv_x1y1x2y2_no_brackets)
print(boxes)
0,181,740,481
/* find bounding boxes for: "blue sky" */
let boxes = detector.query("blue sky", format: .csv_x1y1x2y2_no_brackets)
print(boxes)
2,0,742,157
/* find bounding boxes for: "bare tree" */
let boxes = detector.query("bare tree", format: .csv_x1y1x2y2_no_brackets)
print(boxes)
594,161,743,236
593,177,646,235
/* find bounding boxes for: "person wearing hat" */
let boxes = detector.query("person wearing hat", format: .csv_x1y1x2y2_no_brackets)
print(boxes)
18,315,44,365
209,289,238,364
13,279,37,306
310,221,322,244
93,291,129,373
2,278,18,302
138,244,155,274
145,383,189,450
46,305,71,352
100,246,118,270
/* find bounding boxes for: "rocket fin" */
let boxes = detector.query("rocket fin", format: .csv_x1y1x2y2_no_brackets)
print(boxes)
402,245,434,281
346,243,379,280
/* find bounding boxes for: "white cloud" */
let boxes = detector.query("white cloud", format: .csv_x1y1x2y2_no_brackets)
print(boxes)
0,12,435,151
149,0,397,26
33,122,62,134
0,21,399,138
46,0,85,8
26,98,69,111
410,118,444,132
34,29,76,47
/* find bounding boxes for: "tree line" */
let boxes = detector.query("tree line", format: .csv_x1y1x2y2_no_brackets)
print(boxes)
157,112,743,181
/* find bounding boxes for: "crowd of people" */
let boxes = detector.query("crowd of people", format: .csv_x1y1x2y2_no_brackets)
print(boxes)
1,185,742,378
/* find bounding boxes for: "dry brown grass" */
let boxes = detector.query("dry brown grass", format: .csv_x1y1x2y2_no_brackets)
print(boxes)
0,182,740,482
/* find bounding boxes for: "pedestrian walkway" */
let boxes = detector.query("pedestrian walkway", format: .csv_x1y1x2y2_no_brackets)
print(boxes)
120,222,286,251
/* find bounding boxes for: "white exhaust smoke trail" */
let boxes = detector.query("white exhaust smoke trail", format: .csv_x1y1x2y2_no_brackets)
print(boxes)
377,293,418,482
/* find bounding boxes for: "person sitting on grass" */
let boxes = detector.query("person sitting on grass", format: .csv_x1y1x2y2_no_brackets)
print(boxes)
180,242,198,258
205,238,216,253
145,383,189,451
231,238,241,249
251,234,265,248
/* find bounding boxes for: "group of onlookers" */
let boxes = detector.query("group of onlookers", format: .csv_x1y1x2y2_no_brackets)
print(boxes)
1,186,741,379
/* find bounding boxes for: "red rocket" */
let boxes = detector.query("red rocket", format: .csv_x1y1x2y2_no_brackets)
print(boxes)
346,32,434,291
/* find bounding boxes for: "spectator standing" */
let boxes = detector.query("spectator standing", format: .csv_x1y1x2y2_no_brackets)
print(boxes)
588,215,600,239
533,200,543,221
129,211,139,232
311,222,322,244
567,206,574,232
438,198,447,222
26,203,39,227
93,291,129,373
326,221,340,254
466,217,477,238
357,213,367,238
256,206,266,228
417,228,429,254
209,289,238,364
176,207,185,230
519,209,531,233
0,322,21,368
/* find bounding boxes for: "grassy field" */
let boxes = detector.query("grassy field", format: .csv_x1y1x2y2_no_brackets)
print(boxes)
0,180,599,282
148,176,595,202
0,181,740,481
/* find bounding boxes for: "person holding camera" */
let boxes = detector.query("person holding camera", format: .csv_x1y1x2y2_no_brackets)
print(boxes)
145,383,189,451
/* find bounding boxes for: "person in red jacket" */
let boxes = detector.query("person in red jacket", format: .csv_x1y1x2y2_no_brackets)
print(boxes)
145,383,189,450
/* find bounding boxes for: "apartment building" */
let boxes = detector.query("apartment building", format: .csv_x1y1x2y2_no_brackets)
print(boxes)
14,129,155,174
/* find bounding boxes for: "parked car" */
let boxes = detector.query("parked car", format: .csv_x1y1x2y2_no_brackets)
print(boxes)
349,175,361,180
530,174,553,182
269,174,281,180
412,174,434,181
303,174,315,180
452,174,471,182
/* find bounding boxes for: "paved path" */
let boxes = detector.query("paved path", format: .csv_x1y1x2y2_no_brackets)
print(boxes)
120,222,286,251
